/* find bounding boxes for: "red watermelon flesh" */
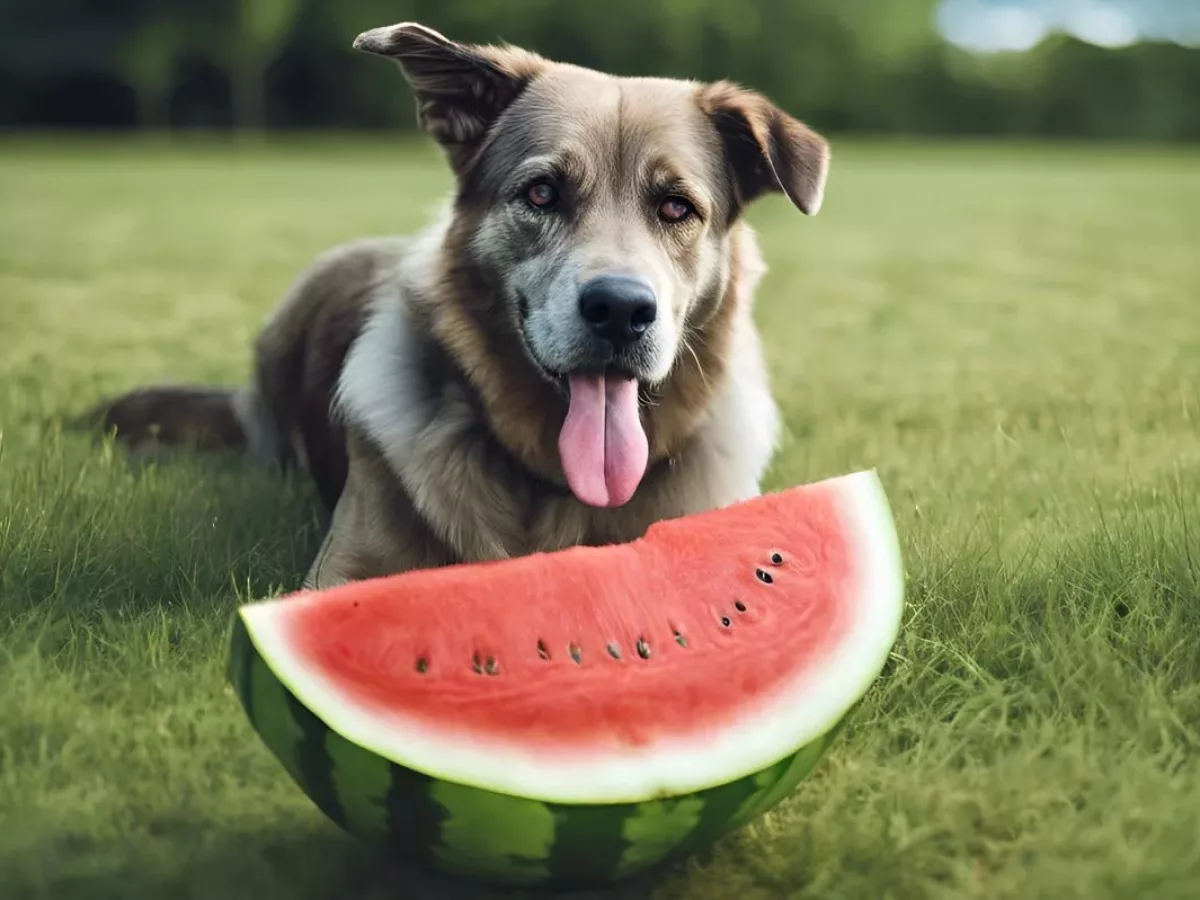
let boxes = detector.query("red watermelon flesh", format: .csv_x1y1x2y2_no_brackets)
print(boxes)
239,469,903,803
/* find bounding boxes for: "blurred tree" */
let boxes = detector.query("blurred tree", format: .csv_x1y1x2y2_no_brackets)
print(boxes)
116,13,182,128
217,0,302,132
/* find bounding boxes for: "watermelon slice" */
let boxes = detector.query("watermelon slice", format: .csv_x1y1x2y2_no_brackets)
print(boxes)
228,469,904,888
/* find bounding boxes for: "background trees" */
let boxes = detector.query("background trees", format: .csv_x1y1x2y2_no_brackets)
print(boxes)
1,0,1197,139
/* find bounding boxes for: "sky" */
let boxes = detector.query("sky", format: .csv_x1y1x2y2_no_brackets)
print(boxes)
935,0,1200,53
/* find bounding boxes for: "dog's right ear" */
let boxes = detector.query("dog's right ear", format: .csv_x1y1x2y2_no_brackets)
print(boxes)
354,23,545,174
700,81,831,217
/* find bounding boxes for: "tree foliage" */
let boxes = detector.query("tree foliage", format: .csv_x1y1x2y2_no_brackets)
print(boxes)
1,0,1197,139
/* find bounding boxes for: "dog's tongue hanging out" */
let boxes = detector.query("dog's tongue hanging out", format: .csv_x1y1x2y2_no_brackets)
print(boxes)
558,373,649,508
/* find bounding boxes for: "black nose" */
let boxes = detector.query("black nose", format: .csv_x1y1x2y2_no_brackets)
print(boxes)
578,275,657,347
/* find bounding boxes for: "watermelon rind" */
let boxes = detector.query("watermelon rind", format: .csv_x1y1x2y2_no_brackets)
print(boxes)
236,469,902,805
229,616,840,888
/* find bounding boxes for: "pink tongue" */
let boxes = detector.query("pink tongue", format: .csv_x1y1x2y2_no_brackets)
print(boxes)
558,373,649,508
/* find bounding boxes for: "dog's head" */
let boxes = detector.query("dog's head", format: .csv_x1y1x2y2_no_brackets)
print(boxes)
356,23,829,509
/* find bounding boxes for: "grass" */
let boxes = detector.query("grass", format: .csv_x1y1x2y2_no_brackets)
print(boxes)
1,134,1199,900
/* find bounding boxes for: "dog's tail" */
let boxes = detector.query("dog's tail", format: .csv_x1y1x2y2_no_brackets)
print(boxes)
75,385,269,458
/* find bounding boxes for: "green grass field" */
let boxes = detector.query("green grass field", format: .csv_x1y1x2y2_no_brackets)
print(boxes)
1,137,1198,900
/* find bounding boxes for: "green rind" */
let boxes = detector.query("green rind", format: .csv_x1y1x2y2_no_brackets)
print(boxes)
326,727,390,839
609,794,704,882
249,642,308,789
227,616,844,888
430,779,557,882
284,689,347,828
227,615,256,723
545,800,630,888
383,754,447,866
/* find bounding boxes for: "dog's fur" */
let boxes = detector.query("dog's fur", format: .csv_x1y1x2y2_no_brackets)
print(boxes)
89,23,831,590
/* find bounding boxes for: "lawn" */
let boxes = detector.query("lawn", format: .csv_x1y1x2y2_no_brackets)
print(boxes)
1,136,1198,900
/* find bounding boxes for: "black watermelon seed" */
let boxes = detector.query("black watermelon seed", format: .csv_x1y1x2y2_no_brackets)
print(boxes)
636,639,651,659
674,632,688,648
756,568,774,584
484,657,500,676
720,616,732,627
770,552,784,565
607,642,622,660
735,600,747,612
415,657,428,674
537,640,551,660
569,643,583,664
471,653,483,674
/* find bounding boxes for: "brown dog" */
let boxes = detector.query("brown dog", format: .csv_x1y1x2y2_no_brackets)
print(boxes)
91,22,830,590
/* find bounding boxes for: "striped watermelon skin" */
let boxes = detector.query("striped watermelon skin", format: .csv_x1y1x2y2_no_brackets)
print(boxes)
228,616,844,888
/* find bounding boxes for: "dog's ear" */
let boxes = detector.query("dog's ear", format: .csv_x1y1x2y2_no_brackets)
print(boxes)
354,23,546,174
700,81,831,216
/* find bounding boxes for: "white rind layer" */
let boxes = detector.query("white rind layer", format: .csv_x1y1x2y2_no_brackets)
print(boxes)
240,469,905,804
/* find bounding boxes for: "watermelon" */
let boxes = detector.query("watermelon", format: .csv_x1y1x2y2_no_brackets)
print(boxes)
227,469,904,888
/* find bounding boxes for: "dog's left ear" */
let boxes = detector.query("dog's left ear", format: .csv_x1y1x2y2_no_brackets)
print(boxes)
700,81,831,216
354,22,546,174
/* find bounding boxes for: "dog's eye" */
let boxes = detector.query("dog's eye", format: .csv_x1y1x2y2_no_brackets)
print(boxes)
659,196,694,223
526,181,559,210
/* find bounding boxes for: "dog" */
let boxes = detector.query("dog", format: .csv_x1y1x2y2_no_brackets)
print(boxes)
89,22,831,591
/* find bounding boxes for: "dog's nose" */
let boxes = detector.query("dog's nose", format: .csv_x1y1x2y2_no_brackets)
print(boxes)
578,275,657,347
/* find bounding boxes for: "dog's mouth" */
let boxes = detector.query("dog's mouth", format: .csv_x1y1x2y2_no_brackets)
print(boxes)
537,363,650,510
556,369,649,509
515,294,651,509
